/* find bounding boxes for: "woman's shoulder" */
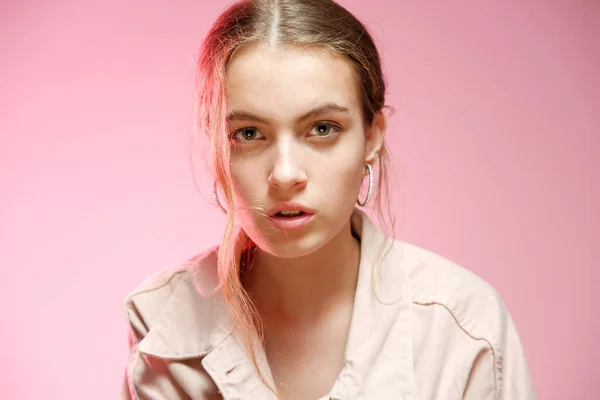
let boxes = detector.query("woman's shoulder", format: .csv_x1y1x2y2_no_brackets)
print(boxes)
125,246,218,298
394,240,513,338
392,241,535,398
122,245,221,334
396,241,497,300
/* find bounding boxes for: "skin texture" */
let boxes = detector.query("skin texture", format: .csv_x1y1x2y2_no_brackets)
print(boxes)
225,42,386,399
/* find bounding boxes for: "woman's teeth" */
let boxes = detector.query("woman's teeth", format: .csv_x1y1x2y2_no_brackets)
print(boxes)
277,210,304,216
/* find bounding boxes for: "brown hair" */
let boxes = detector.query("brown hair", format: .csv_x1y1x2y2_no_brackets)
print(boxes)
193,0,395,394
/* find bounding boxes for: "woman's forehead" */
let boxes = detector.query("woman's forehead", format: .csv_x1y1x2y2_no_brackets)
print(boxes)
225,43,362,121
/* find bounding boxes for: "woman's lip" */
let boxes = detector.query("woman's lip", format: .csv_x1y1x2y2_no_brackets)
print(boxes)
269,213,315,231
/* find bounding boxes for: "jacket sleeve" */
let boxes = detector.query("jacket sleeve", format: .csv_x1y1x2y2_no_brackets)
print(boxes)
120,328,139,400
463,309,536,399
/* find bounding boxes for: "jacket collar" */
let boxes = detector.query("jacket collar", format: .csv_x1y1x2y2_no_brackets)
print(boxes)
137,208,415,398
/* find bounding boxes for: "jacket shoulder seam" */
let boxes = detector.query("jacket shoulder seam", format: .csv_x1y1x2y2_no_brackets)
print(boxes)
123,247,218,307
126,269,187,301
123,268,188,330
413,300,499,397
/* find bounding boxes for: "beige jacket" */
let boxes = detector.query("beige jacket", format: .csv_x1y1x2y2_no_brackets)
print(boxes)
121,209,535,399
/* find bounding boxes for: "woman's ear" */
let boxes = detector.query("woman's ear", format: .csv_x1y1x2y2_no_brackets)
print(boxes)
364,110,387,165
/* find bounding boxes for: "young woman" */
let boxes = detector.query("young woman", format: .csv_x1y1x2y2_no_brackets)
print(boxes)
121,0,535,399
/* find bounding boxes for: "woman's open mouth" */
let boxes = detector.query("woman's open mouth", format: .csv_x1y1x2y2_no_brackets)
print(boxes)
274,210,306,217
269,210,314,230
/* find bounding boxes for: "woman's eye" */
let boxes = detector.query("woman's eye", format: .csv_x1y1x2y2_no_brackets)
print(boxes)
234,127,260,142
311,123,339,137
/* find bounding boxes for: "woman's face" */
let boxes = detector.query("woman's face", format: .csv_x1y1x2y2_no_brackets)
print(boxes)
225,43,384,258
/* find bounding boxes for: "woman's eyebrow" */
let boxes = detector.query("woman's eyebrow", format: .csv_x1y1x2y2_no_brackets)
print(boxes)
227,102,351,124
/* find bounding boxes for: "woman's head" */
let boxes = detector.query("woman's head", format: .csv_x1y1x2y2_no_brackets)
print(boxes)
194,0,393,389
197,0,391,253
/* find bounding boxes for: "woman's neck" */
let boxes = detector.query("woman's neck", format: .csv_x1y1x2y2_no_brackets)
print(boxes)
243,220,361,325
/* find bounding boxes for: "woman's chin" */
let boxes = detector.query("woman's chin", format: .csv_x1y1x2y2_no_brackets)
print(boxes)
255,231,328,259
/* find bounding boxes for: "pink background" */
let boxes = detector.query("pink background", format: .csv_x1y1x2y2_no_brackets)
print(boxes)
1,0,598,398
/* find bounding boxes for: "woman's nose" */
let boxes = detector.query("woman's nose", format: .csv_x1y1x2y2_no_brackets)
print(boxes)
267,139,308,191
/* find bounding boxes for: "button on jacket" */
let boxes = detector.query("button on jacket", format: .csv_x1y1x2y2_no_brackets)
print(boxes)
121,208,535,399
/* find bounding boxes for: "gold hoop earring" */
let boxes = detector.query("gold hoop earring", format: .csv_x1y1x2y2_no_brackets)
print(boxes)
357,164,373,207
213,182,227,214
